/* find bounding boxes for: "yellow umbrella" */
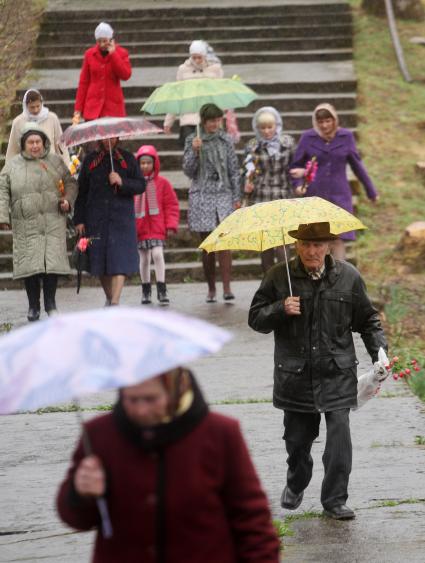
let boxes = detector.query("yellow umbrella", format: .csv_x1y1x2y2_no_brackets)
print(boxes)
199,196,367,295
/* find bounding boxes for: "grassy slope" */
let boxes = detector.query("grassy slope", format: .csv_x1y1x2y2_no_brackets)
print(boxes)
0,0,46,142
349,1,425,398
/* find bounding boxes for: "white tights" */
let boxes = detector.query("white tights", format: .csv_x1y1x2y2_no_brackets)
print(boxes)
139,246,165,283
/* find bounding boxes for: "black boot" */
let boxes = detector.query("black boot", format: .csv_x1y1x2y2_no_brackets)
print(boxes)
43,274,58,316
24,275,41,322
157,282,169,305
141,283,152,305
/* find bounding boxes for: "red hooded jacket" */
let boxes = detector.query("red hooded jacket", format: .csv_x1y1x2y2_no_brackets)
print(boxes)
135,145,180,241
74,44,132,120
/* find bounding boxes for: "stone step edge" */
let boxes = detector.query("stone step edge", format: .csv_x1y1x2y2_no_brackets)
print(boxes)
35,48,353,63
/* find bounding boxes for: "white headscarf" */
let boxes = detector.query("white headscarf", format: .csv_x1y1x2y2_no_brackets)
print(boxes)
22,89,49,123
95,22,114,40
189,40,208,57
252,106,283,157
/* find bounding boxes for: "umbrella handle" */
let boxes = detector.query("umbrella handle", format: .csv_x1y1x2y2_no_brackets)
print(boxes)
282,230,293,297
108,138,115,173
74,400,114,539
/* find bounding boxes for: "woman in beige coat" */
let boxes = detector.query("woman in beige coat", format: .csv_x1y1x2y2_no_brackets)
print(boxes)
163,40,223,146
0,124,77,321
5,89,70,166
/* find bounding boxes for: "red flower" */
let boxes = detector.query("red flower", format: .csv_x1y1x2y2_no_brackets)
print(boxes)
77,237,90,252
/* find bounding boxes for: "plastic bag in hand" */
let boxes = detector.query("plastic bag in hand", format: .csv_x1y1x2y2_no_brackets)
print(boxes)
353,347,389,410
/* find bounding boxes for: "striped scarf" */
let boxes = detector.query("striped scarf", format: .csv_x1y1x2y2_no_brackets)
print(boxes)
135,173,159,218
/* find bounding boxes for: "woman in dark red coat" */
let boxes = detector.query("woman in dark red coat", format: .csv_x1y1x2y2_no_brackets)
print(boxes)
57,370,280,563
73,22,132,123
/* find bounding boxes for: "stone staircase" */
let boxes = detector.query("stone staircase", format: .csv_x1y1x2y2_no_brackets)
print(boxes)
0,1,358,289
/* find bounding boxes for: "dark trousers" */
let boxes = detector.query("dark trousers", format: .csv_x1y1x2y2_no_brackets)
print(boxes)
24,274,58,312
283,408,352,509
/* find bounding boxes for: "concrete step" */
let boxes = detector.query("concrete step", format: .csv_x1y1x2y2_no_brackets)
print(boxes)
34,48,353,69
0,257,264,289
10,92,357,120
16,80,357,102
38,23,353,44
42,4,351,21
37,36,353,58
39,14,352,34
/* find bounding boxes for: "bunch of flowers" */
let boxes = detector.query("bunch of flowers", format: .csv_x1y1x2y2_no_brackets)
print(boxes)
69,155,81,176
304,156,318,184
386,356,421,380
299,156,318,195
76,237,94,253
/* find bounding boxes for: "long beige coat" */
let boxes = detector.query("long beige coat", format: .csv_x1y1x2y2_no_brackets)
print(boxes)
5,112,71,166
164,59,224,129
0,132,77,279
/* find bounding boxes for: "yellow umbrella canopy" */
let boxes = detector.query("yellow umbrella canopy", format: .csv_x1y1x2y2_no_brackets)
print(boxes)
200,197,366,253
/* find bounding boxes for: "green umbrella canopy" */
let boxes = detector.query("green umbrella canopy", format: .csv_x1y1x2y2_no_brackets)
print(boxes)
141,77,258,115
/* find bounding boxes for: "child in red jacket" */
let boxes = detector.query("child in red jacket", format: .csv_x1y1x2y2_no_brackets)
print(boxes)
134,145,179,304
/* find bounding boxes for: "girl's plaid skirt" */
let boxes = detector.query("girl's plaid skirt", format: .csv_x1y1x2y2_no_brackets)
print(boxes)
138,239,165,250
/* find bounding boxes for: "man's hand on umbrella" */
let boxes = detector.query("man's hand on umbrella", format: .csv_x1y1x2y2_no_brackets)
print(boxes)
109,172,123,187
74,455,106,497
192,137,202,152
284,296,301,316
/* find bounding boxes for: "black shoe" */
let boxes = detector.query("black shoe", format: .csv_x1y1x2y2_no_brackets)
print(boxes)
45,299,57,316
141,283,152,305
323,504,355,520
280,486,304,510
156,282,169,305
27,308,40,322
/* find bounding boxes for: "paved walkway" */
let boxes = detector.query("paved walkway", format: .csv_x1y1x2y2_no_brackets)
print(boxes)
1,282,424,562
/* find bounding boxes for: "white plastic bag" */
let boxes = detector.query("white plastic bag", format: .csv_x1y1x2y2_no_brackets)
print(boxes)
353,347,389,410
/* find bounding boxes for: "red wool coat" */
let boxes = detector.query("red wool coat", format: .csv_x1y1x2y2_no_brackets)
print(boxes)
56,394,280,563
135,145,180,241
74,44,132,120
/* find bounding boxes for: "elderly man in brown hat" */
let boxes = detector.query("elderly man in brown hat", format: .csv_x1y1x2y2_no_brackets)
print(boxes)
248,221,387,520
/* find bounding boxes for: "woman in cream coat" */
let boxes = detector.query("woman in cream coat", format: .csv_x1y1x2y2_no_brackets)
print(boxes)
163,40,223,146
6,89,70,166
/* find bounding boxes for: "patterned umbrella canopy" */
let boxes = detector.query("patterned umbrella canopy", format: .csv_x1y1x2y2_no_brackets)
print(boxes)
60,116,162,148
141,77,258,115
0,307,231,414
199,197,367,253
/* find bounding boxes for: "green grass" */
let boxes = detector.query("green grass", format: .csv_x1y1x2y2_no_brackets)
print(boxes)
414,435,425,445
346,2,425,402
372,498,425,508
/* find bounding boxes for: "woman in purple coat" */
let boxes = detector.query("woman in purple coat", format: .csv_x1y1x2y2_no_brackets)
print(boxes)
290,103,379,258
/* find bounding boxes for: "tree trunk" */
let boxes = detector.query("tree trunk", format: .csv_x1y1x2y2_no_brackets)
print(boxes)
362,0,425,20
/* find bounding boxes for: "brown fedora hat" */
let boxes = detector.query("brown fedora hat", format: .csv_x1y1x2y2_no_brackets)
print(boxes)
288,222,338,241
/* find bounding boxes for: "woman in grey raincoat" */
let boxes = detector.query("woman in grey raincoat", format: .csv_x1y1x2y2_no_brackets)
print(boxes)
183,104,241,303
0,124,77,321
242,106,298,273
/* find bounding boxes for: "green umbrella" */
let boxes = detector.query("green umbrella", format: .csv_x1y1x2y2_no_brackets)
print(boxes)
141,77,258,116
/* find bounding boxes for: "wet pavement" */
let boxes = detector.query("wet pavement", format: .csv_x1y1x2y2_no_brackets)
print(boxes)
1,281,424,562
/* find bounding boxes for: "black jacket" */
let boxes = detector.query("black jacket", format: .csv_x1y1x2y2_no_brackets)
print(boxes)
248,256,387,413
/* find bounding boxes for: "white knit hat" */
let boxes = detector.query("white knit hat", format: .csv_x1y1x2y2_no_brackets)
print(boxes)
94,22,114,40
189,40,208,56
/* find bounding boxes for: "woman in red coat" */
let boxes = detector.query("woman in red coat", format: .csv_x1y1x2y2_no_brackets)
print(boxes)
134,145,180,305
73,22,132,123
56,370,280,563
